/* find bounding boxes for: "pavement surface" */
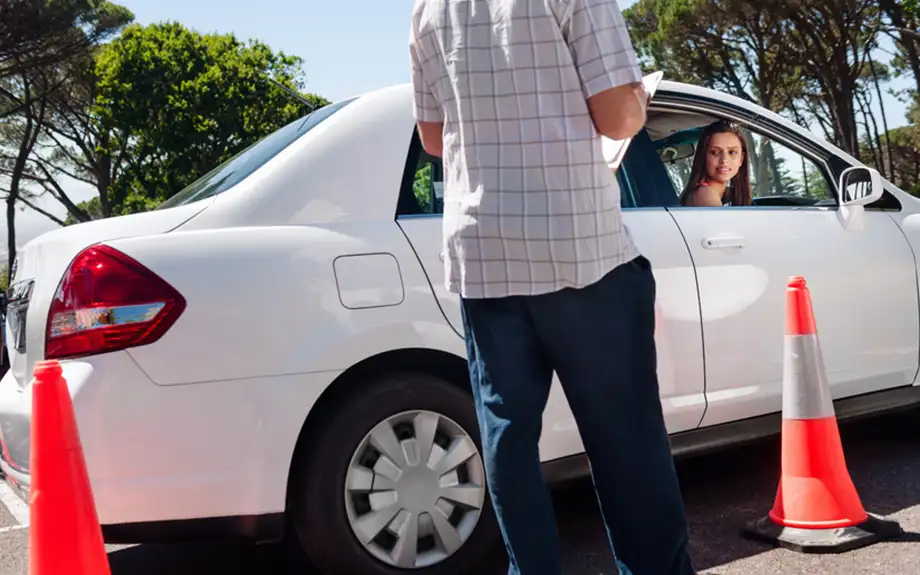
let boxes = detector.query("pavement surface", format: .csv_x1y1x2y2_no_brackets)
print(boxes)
2,407,919,575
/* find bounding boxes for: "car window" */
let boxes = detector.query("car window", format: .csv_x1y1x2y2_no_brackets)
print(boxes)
408,148,444,215
157,97,357,210
647,110,836,208
397,131,638,217
745,132,835,205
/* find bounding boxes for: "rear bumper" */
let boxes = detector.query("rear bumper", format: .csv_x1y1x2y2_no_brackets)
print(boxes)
0,459,29,503
0,352,336,541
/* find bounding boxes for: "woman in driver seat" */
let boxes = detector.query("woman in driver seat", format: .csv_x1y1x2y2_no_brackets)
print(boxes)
679,120,753,207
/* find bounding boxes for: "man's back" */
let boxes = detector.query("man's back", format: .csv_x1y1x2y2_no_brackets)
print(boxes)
409,5,697,575
410,0,645,299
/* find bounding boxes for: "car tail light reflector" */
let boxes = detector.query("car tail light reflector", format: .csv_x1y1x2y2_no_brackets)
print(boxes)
45,244,186,360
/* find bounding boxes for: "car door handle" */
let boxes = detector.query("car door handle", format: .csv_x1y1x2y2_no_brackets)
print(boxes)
702,235,745,249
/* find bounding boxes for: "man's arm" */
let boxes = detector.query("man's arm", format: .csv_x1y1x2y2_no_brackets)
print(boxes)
417,121,444,157
409,25,444,157
561,0,648,141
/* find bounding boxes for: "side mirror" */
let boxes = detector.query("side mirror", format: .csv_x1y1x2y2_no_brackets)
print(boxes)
836,166,883,231
839,166,883,206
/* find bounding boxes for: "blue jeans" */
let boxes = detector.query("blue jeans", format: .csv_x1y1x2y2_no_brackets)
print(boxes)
460,256,695,575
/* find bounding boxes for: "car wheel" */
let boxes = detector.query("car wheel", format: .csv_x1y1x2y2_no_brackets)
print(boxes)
290,372,502,575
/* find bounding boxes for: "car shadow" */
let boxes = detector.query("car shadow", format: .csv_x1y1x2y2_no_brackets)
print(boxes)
106,408,920,575
551,407,920,574
107,540,315,575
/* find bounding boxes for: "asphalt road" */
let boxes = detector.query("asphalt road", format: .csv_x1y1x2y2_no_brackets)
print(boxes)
2,407,919,575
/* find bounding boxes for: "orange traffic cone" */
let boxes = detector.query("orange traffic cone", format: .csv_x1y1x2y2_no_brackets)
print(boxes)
742,276,902,553
29,360,111,575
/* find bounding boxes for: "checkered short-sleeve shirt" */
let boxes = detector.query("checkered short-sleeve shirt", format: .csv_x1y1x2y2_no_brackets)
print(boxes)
409,0,644,299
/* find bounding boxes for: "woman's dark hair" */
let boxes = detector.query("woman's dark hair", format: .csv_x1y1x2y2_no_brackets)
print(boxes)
678,120,753,207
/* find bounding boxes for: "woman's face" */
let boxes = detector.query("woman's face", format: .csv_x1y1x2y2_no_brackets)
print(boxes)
705,132,744,183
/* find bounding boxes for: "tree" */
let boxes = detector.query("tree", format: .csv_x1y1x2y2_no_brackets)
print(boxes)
878,94,920,195
624,0,805,111
774,0,883,158
0,1,132,283
0,0,133,117
31,21,328,222
879,0,920,95
0,67,50,278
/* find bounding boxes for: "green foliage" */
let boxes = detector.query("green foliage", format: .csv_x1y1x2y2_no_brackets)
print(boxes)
0,0,134,85
413,163,433,213
66,21,328,219
624,0,805,110
626,0,892,157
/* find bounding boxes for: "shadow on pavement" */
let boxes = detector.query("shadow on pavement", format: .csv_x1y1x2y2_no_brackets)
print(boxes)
108,541,315,575
551,407,920,574
105,408,919,575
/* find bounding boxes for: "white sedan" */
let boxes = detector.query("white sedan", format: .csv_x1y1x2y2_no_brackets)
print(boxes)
2,76,919,575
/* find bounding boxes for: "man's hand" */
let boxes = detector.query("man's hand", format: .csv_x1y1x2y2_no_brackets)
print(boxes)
418,121,444,157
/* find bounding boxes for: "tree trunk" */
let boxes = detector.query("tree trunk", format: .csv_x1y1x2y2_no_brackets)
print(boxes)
6,80,34,284
97,131,112,217
856,91,881,172
766,143,783,195
868,53,893,177
834,85,860,159
6,196,15,284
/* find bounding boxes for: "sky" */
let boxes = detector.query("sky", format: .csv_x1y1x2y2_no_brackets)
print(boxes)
2,0,913,254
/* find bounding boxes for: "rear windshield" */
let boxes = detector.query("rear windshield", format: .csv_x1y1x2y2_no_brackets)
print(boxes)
157,97,357,210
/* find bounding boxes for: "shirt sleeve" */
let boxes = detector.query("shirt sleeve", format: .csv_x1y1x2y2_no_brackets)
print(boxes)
561,0,643,98
409,22,444,123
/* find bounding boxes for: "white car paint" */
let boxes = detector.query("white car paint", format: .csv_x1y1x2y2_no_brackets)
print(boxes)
1,79,918,573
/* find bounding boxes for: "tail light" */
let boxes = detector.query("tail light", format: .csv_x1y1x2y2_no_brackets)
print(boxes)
45,244,186,360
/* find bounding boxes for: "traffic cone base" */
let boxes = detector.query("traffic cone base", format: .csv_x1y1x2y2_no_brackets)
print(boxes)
744,513,903,554
741,276,903,553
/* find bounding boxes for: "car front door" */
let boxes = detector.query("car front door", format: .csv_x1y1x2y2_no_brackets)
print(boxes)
645,97,920,428
396,129,707,465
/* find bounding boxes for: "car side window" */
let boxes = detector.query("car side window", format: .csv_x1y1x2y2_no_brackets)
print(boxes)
397,129,638,217
648,110,836,208
413,151,444,215
397,134,444,217
744,132,835,206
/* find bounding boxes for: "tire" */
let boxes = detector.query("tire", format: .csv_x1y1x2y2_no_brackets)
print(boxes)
289,373,502,575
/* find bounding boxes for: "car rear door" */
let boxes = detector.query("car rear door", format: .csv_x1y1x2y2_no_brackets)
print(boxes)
396,128,707,443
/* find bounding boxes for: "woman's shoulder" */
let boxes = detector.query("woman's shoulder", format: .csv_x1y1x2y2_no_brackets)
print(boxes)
686,180,722,207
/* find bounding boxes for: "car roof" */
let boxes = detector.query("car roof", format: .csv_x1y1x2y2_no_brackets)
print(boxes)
365,79,859,168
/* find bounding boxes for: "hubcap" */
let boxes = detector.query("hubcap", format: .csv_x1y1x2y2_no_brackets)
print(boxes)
344,410,486,569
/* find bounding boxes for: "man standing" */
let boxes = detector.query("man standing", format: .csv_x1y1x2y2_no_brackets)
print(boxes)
409,1,696,574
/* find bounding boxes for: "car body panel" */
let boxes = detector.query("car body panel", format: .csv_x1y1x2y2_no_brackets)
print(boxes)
0,351,338,524
398,207,708,446
877,180,920,385
670,207,919,427
178,85,414,232
112,222,449,385
4,201,213,389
